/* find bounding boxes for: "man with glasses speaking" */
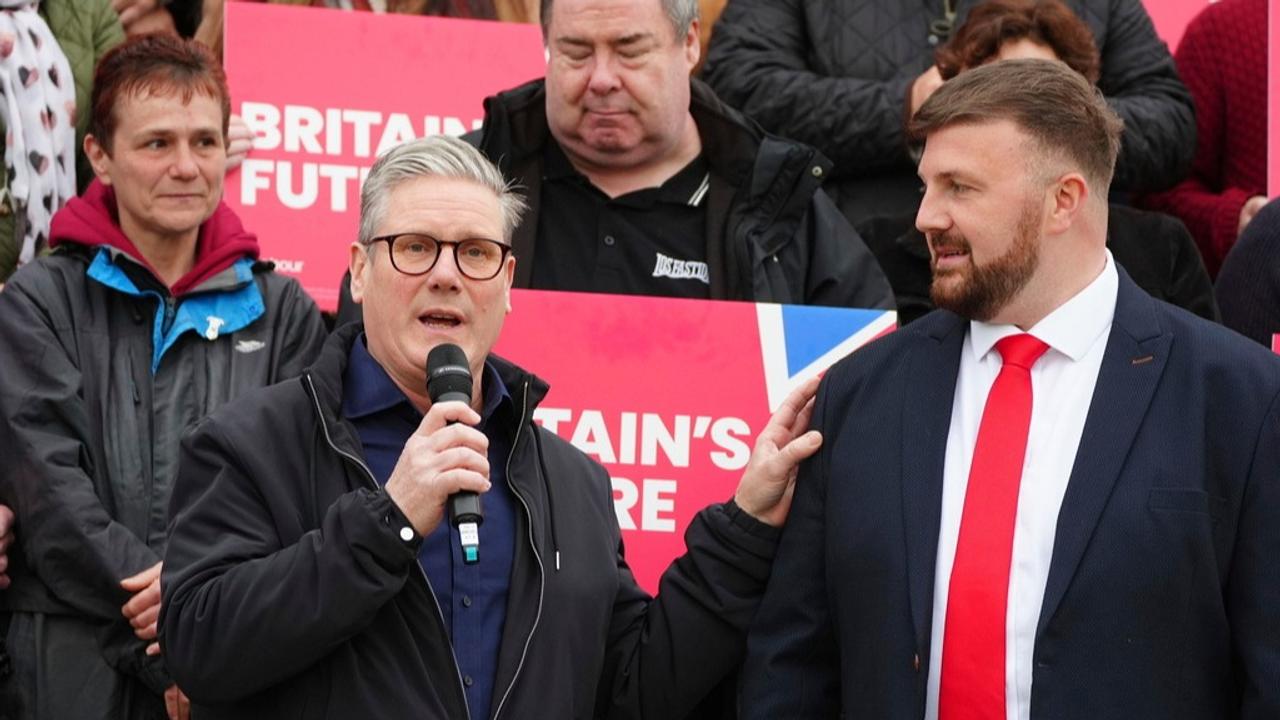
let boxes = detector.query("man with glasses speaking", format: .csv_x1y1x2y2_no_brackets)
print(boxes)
157,135,822,719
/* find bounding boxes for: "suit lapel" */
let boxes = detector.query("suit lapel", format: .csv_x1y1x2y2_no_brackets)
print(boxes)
902,313,967,651
1036,271,1171,636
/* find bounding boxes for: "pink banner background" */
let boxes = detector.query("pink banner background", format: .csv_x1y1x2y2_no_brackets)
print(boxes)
496,291,771,593
1141,0,1212,50
224,3,545,310
494,289,895,592
1270,0,1279,197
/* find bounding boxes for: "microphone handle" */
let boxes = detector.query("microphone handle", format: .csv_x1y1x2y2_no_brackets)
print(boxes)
449,491,483,526
436,390,485,528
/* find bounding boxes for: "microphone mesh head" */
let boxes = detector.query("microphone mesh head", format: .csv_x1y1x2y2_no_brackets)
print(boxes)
427,343,472,403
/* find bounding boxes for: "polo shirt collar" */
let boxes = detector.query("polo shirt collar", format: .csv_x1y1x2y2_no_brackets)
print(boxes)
543,140,711,207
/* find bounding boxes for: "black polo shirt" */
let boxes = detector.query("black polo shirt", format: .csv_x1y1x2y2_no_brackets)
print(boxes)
532,141,713,299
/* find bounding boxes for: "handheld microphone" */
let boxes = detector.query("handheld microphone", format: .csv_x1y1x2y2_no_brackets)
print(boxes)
427,343,483,565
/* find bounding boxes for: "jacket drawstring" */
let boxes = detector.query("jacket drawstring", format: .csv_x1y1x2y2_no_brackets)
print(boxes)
532,427,561,571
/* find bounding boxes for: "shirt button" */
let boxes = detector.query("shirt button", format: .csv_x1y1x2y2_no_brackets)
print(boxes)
461,595,472,608
398,526,414,542
463,675,474,687
603,235,616,246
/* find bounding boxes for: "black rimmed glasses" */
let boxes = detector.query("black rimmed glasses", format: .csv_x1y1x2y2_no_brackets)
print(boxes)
367,233,512,280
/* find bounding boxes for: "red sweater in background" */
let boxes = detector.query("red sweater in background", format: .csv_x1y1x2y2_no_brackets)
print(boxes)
1141,0,1266,278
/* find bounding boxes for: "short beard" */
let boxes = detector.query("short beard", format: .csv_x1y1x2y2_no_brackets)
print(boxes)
929,201,1041,322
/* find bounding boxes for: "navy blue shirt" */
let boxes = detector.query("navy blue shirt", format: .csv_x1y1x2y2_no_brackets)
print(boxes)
343,335,517,720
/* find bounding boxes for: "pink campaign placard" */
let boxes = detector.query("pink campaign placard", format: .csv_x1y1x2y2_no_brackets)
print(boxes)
1271,0,1279,197
223,3,546,310
494,290,896,593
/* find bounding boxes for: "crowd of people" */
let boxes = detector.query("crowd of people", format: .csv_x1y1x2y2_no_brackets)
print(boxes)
0,0,1275,719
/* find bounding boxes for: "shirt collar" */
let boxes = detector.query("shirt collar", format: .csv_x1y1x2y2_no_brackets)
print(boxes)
543,140,710,207
967,250,1118,364
343,334,511,422
543,139,580,182
476,361,512,428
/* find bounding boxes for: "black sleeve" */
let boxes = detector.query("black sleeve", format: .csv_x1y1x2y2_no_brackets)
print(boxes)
700,0,918,176
597,490,781,719
163,0,202,37
740,377,841,718
1216,201,1280,347
159,416,420,702
1097,0,1196,193
1160,214,1219,323
803,190,896,309
267,275,328,381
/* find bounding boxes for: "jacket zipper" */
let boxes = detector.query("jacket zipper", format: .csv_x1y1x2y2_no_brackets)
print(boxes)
304,373,474,720
161,295,177,335
491,378,546,720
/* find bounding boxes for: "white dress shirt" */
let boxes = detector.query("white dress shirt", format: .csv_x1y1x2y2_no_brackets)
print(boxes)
925,252,1119,720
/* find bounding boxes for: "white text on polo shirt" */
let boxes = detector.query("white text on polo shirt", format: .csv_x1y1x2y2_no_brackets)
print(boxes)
652,253,710,284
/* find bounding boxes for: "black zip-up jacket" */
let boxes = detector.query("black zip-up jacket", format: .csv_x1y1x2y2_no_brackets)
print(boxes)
159,323,782,719
0,244,325,699
701,0,1196,226
469,78,894,310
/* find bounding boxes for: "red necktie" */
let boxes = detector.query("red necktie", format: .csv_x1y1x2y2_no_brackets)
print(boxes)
939,333,1050,720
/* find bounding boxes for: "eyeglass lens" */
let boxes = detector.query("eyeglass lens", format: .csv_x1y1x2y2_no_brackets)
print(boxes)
390,234,506,279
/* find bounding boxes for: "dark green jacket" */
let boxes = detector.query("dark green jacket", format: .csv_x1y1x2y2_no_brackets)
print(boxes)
0,0,123,282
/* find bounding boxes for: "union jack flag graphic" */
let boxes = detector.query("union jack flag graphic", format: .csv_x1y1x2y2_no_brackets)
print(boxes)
757,304,897,411
495,289,897,592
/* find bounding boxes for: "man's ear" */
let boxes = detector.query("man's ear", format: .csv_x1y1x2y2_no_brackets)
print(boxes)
84,134,112,186
502,254,516,314
684,19,701,69
1045,172,1089,236
348,242,369,304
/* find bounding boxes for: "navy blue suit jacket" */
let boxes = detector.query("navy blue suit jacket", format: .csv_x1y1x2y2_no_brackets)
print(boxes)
743,270,1280,719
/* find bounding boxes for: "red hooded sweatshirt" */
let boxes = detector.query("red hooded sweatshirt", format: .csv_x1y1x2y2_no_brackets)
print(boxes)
50,180,261,296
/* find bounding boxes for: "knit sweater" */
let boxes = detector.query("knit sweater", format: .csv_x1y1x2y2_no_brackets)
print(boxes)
1216,199,1280,349
1142,0,1267,278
